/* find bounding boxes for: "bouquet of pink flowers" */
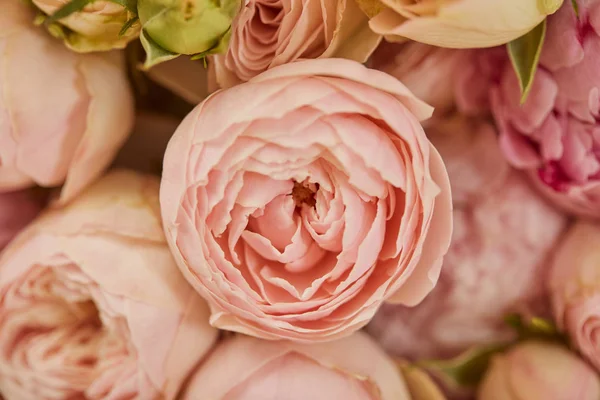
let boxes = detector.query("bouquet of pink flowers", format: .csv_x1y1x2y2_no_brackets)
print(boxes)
2,0,599,398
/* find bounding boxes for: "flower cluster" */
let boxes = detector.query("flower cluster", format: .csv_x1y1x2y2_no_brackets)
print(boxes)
6,0,600,399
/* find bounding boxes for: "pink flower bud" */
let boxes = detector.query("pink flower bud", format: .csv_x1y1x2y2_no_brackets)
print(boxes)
479,341,600,400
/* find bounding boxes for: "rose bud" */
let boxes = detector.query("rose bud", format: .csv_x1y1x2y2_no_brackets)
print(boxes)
211,0,381,88
478,341,600,400
367,116,567,360
548,221,600,371
161,58,453,342
369,42,469,119
0,170,218,399
477,0,600,218
0,1,134,204
32,0,140,52
0,189,45,251
367,0,562,49
137,0,242,56
182,332,444,400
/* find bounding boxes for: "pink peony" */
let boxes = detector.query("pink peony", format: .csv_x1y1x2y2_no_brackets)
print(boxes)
161,58,453,342
182,332,444,400
479,341,600,400
367,116,568,360
0,1,134,203
474,0,600,218
549,221,600,372
0,171,217,399
369,41,470,118
211,0,381,88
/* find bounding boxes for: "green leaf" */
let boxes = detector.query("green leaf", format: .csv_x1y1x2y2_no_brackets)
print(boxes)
507,19,547,104
505,314,566,343
572,0,580,17
106,0,138,13
419,344,509,389
140,29,179,69
46,0,94,24
119,16,139,37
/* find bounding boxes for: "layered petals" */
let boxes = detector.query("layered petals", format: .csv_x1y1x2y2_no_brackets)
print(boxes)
212,0,381,87
468,0,600,218
0,171,217,399
160,58,453,342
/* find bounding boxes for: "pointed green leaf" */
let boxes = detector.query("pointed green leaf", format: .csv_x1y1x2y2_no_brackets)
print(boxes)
140,29,179,69
572,0,580,17
46,0,94,24
419,344,509,389
507,19,547,104
119,16,139,37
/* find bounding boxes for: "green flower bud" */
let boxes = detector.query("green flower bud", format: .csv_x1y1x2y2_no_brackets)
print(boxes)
137,0,241,55
33,0,140,52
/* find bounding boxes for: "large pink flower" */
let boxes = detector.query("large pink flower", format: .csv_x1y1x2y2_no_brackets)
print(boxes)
368,116,568,360
161,58,453,342
182,332,444,400
0,1,134,202
473,0,600,218
0,171,217,399
0,189,44,251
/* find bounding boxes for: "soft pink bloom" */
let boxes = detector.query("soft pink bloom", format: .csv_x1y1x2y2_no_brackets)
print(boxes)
472,0,600,218
478,341,600,400
368,116,567,360
548,221,600,371
161,58,453,342
182,332,443,400
0,1,134,203
0,171,217,399
0,190,44,251
211,0,381,88
369,42,470,118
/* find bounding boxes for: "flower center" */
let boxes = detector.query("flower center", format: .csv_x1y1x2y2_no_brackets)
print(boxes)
291,180,318,208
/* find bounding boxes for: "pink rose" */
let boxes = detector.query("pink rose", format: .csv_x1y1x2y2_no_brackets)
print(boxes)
548,221,600,371
211,0,381,88
479,341,600,400
369,42,469,118
182,332,443,400
476,0,600,218
0,189,44,251
0,171,217,399
0,1,134,203
368,116,567,360
161,58,453,342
